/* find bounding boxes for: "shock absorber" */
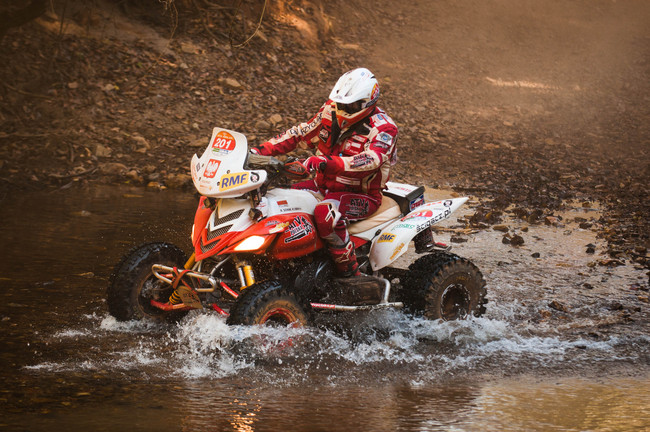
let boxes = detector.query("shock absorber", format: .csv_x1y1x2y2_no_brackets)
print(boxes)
235,259,255,289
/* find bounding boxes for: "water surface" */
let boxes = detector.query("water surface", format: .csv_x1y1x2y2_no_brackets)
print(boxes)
1,185,647,431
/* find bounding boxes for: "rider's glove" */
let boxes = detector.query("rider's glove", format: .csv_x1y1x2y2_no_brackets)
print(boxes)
249,148,260,155
303,155,328,173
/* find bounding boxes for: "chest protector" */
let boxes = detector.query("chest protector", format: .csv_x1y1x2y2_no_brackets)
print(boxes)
316,103,373,157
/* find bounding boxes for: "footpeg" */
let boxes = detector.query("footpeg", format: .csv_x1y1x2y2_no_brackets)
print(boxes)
327,275,386,306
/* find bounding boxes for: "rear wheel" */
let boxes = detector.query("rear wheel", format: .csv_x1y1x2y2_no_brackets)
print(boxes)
226,281,311,326
107,242,188,321
400,251,487,320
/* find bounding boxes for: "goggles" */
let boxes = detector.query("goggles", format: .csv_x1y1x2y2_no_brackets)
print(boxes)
336,101,363,115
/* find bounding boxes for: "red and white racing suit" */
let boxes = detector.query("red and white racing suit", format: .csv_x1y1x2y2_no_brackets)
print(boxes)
253,100,399,275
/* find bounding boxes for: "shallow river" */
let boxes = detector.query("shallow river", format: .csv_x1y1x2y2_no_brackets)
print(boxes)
1,185,648,431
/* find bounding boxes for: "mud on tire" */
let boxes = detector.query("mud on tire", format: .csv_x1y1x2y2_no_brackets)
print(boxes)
400,251,487,320
227,280,312,326
107,242,187,321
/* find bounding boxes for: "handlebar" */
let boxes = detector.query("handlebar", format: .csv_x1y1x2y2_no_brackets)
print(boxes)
246,152,310,181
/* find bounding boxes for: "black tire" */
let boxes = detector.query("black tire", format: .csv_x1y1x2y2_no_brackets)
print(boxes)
400,251,487,320
226,280,311,326
107,242,188,321
292,258,335,302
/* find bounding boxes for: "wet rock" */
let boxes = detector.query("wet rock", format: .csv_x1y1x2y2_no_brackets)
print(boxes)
544,216,559,226
147,181,166,189
133,135,150,153
469,208,502,226
583,282,594,289
98,162,127,175
95,144,112,157
189,137,208,147
586,244,596,254
493,224,509,232
549,300,569,312
512,208,529,220
125,169,141,182
638,296,649,303
450,236,467,243
255,120,271,130
531,252,540,258
165,173,191,188
608,302,624,311
510,234,525,246
501,233,524,246
579,221,593,229
527,209,544,224
220,77,243,90
599,258,625,267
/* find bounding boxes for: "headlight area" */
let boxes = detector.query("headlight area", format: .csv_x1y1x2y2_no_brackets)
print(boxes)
233,235,269,252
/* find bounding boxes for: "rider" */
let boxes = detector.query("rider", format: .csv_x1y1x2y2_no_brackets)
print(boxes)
251,68,399,277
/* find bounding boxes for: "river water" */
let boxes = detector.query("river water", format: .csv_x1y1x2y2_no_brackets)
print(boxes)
0,185,648,431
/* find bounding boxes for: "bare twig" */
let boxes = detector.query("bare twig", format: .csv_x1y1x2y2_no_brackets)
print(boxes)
229,0,267,48
1,82,53,100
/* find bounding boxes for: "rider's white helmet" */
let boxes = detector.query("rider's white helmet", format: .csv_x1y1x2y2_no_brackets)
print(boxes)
328,68,380,129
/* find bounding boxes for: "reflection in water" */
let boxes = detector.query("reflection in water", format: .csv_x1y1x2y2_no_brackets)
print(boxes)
471,378,650,431
1,185,648,432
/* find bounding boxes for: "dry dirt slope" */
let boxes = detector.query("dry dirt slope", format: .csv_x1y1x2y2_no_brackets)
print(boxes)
0,0,648,265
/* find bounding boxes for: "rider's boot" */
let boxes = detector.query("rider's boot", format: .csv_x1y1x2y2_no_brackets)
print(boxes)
330,240,361,277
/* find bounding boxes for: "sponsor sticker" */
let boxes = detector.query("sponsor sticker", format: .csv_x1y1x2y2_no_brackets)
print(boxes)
219,172,248,191
203,159,221,178
269,221,290,234
346,197,370,218
319,129,329,142
211,131,236,154
350,153,375,169
377,132,393,146
409,195,425,210
378,233,395,243
401,209,433,221
369,83,380,104
390,242,405,260
284,215,314,243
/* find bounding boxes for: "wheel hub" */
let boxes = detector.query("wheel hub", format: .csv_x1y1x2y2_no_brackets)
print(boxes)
440,283,471,320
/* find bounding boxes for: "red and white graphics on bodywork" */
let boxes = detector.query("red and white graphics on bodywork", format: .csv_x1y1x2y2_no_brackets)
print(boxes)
192,187,323,260
368,197,469,271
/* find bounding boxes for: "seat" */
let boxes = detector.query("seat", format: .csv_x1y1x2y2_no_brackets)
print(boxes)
348,196,402,234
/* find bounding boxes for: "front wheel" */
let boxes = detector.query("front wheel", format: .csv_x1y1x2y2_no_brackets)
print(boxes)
226,281,311,326
400,251,487,320
107,242,188,321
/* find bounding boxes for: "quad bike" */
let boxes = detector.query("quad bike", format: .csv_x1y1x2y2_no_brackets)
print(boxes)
107,127,487,326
